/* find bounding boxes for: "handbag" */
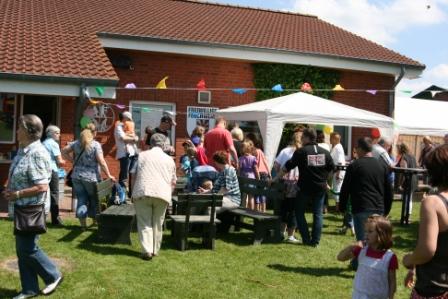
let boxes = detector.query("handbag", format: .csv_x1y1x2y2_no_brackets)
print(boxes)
14,203,47,235
66,148,85,187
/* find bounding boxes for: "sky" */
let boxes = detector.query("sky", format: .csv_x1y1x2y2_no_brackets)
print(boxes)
213,0,448,96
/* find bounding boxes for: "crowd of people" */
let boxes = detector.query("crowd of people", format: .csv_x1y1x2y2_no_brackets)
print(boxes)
2,112,448,299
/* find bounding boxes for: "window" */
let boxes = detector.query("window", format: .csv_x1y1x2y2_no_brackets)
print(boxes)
130,101,176,145
0,93,17,143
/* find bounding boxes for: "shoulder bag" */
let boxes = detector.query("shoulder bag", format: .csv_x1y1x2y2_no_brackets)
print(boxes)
14,203,47,235
66,148,84,187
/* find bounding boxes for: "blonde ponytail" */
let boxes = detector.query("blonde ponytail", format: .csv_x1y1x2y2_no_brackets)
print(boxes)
80,123,96,151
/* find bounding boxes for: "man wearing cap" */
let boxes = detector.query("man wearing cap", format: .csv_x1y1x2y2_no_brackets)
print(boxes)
204,116,238,169
144,111,176,155
113,111,138,204
131,133,177,260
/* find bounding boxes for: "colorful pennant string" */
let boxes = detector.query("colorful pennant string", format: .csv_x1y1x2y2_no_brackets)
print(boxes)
332,84,345,91
366,89,377,95
232,88,247,94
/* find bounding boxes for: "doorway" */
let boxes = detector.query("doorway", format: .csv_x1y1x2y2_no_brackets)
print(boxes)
22,95,59,137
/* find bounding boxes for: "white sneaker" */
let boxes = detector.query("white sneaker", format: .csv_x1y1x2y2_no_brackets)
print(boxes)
42,276,63,295
13,293,36,299
286,236,300,243
113,196,120,205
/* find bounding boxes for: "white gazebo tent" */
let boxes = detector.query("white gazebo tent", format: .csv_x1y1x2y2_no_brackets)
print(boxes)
216,92,394,166
395,96,448,136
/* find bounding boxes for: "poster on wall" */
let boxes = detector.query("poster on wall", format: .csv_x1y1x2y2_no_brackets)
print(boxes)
84,104,116,133
186,106,219,136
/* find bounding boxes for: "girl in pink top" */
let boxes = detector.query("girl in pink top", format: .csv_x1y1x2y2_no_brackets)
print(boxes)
246,133,271,212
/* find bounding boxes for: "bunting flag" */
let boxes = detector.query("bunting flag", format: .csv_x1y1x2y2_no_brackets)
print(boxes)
366,89,378,95
142,107,150,112
300,82,313,93
323,125,332,134
232,88,247,95
95,86,105,96
80,116,92,129
430,90,441,98
272,84,283,92
89,99,101,105
400,90,412,94
125,83,137,89
156,76,169,89
332,84,345,91
196,79,206,91
115,104,126,109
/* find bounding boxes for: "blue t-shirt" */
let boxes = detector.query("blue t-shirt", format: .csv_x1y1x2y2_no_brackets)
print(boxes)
43,137,61,172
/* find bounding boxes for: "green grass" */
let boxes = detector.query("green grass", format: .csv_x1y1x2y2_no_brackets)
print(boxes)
0,202,419,299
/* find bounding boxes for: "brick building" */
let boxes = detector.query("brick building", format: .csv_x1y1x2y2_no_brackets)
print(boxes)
0,0,424,184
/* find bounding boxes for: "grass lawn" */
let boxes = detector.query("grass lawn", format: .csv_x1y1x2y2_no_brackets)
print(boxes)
0,202,419,299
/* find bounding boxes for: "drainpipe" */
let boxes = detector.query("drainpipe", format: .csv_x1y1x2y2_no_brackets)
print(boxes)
74,84,87,139
389,66,406,118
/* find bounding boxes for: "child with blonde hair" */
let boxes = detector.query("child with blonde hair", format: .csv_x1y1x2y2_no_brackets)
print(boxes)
238,140,259,210
337,215,397,299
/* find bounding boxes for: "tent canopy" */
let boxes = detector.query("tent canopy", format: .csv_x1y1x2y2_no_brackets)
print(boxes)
216,92,394,166
395,96,448,136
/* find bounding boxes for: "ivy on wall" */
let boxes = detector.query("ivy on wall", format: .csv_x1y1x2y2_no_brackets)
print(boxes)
252,63,340,152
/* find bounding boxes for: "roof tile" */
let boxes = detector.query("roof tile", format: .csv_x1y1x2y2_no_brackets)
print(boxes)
0,0,423,81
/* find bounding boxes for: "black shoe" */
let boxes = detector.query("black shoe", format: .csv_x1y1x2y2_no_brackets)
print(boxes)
141,253,152,261
52,217,64,226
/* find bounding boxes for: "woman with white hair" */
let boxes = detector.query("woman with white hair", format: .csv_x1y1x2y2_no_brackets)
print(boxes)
42,125,65,225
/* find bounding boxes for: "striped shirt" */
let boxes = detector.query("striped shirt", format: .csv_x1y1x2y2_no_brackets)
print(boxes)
212,165,241,205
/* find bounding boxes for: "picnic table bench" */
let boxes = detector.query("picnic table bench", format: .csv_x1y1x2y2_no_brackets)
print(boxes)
95,179,136,244
219,177,284,245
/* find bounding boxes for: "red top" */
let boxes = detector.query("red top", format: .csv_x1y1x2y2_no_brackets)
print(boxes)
353,245,398,270
196,145,208,166
204,127,233,168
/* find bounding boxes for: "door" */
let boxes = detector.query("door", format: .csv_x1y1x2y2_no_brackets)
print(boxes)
22,95,58,138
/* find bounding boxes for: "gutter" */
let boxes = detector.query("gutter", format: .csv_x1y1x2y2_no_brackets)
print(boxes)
0,72,118,86
389,66,405,118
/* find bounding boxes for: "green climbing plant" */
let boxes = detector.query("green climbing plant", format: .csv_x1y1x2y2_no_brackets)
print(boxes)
252,63,340,152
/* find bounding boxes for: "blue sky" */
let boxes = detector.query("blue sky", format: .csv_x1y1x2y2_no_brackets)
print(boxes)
213,0,448,95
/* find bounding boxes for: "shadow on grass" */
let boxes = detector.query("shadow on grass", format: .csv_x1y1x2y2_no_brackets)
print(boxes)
0,287,17,298
75,232,140,258
217,231,258,246
267,264,353,279
57,225,85,242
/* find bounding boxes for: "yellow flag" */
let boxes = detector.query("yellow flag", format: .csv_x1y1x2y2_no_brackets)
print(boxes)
333,84,345,91
89,98,101,105
156,76,169,89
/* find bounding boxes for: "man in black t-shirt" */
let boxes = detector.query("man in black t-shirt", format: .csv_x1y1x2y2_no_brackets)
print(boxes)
144,111,176,155
339,137,392,242
280,128,334,247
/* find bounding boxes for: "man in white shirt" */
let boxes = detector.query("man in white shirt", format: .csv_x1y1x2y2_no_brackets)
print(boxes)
330,132,345,209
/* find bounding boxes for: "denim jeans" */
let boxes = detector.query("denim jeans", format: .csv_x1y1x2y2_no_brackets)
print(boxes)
295,190,326,245
353,211,380,242
15,234,60,294
72,179,97,218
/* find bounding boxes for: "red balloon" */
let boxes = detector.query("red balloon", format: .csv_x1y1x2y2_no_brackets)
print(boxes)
371,128,381,139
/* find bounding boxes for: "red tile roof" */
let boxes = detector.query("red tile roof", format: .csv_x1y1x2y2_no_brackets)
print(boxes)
0,0,424,82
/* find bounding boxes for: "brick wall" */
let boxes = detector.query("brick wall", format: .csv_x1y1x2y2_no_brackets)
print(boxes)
0,52,397,184
333,70,395,150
